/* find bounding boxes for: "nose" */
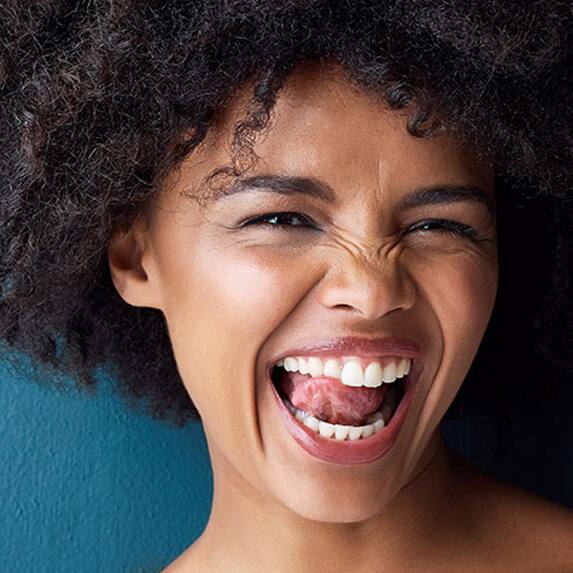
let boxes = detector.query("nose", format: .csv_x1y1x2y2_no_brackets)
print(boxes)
316,250,416,320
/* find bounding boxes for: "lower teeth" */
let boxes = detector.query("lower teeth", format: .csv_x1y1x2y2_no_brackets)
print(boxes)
283,399,386,441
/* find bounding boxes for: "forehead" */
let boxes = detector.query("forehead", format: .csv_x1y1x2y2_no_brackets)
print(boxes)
168,62,493,208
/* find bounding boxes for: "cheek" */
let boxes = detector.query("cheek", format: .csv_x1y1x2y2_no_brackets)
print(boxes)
183,246,308,336
432,254,498,357
418,250,498,406
159,240,311,415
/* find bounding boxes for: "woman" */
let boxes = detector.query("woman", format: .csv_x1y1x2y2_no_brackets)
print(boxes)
1,1,572,571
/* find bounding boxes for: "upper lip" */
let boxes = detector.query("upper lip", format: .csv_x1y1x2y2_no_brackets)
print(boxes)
269,335,421,368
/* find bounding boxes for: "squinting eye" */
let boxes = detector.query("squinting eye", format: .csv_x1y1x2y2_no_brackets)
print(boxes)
239,211,317,230
408,219,479,240
238,213,479,240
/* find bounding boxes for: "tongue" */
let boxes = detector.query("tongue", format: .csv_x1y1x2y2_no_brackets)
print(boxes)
276,369,387,425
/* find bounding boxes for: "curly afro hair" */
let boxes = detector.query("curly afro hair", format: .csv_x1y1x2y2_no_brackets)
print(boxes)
0,0,571,427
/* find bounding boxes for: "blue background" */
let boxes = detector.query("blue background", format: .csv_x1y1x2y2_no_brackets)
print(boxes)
2,354,572,573
0,358,212,573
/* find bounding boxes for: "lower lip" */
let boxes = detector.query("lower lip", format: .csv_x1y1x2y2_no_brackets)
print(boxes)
267,365,419,465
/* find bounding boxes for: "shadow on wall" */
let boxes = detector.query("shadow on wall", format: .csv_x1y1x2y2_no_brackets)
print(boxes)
0,356,213,573
441,368,573,511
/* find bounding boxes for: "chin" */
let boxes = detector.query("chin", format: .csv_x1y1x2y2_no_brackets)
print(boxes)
271,472,400,524
286,495,388,524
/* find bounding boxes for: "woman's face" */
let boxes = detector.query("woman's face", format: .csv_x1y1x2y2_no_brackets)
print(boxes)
110,64,497,523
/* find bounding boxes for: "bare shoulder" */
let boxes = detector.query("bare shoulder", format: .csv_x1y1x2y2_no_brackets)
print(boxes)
160,533,215,573
450,452,573,572
485,477,573,569
160,545,198,572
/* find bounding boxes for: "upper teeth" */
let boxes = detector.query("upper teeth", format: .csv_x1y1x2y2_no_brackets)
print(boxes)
276,356,411,388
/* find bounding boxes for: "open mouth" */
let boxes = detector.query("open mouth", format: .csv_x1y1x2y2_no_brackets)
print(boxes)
270,356,410,442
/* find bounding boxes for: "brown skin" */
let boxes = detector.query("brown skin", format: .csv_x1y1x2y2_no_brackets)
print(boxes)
107,63,573,572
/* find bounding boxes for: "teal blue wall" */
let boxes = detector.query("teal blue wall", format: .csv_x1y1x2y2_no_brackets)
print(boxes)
0,358,213,573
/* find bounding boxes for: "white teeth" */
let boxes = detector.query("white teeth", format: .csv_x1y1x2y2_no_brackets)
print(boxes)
382,362,398,383
323,358,343,378
361,425,374,439
334,424,350,441
276,355,412,387
308,357,323,377
318,421,336,438
363,362,384,388
348,426,363,440
373,418,385,432
284,357,298,372
284,397,387,441
341,360,363,387
396,358,407,378
303,415,320,432
294,409,306,422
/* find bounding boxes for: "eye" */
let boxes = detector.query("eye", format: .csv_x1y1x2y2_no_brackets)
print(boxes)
239,211,318,230
407,218,479,240
238,213,479,239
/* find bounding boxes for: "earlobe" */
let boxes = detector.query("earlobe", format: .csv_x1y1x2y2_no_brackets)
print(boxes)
107,217,162,310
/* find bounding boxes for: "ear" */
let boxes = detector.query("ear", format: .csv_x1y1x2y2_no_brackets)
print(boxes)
107,213,163,309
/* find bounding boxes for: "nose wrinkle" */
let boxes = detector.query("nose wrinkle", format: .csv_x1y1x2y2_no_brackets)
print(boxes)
344,238,403,278
329,226,400,267
318,243,414,318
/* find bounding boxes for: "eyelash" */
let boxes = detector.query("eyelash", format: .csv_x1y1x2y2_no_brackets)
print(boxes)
239,211,479,240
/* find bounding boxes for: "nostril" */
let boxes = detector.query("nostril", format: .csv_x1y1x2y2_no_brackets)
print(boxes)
331,303,357,311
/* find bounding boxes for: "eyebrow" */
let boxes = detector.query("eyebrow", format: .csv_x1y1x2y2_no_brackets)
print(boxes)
215,174,494,216
399,184,495,216
217,174,337,203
